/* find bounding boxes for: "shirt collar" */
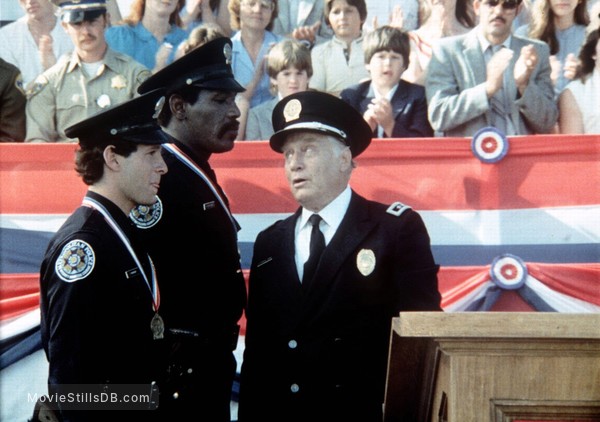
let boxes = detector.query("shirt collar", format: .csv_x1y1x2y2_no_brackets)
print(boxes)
477,30,512,52
299,185,351,232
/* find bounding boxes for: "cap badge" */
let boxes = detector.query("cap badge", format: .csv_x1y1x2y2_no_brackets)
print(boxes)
283,99,302,122
96,94,111,108
356,248,376,276
153,96,166,119
223,43,232,65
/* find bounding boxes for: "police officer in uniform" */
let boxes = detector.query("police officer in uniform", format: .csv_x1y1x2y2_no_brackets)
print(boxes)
38,90,168,421
25,0,151,143
238,91,443,422
131,37,247,421
0,58,26,142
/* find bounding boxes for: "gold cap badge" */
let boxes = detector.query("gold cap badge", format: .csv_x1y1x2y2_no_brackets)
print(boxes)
283,99,302,122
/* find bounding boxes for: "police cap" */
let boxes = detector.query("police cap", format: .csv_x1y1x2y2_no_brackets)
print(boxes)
138,37,244,94
52,0,107,23
65,89,168,148
270,91,373,157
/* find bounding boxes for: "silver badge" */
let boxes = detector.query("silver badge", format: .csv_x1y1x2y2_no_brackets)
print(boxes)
153,96,166,119
150,313,165,340
356,249,376,276
55,239,95,282
96,94,111,108
223,43,232,65
130,196,163,229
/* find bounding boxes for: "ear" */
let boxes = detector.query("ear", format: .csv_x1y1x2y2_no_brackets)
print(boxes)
339,146,353,172
473,0,481,16
103,145,121,172
169,95,187,120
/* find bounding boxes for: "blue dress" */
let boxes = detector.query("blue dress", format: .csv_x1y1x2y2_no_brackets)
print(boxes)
231,30,281,108
106,22,188,69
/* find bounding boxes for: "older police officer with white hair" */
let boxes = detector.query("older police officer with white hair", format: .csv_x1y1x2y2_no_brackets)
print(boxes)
239,91,442,422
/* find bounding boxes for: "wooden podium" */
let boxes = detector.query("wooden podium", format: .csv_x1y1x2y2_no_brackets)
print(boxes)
383,312,600,422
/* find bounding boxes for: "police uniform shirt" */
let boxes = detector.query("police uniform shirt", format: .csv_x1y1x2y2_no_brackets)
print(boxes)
0,58,26,142
25,48,151,143
40,191,161,387
294,185,351,281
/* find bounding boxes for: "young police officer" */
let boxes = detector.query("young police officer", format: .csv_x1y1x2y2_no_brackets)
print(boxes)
38,90,168,421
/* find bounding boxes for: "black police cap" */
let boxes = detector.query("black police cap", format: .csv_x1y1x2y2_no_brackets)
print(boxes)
270,91,373,158
52,0,107,23
65,89,168,148
138,37,244,94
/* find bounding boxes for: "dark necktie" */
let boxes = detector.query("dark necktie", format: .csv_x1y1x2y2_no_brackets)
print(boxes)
303,214,325,287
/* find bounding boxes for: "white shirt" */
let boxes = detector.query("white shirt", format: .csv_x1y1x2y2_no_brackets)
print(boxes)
564,68,600,134
0,16,73,86
294,186,352,281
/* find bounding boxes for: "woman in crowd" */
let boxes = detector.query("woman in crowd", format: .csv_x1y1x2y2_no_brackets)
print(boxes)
309,0,370,97
516,0,590,94
341,26,433,138
180,0,232,35
558,28,600,133
106,0,187,72
245,39,312,140
402,0,475,85
228,0,280,108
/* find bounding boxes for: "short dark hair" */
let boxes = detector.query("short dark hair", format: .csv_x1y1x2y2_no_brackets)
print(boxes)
362,26,410,68
577,29,600,81
324,0,367,28
75,141,138,185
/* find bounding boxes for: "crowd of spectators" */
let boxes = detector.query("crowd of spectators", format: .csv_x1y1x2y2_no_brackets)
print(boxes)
1,0,599,143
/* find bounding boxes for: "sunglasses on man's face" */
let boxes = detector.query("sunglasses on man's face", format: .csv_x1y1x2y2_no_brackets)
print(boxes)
481,0,520,9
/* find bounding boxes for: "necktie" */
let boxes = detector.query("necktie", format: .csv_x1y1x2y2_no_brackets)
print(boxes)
488,45,510,135
303,214,325,287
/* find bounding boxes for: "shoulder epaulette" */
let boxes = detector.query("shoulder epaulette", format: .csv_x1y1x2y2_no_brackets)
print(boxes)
386,201,412,217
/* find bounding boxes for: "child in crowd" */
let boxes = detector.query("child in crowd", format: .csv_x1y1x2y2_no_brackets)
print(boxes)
341,26,433,138
245,39,312,140
309,0,370,97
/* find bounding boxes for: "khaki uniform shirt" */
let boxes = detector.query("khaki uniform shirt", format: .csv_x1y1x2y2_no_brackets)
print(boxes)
25,48,151,143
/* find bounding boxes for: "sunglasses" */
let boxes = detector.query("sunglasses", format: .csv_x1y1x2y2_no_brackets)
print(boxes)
482,0,520,9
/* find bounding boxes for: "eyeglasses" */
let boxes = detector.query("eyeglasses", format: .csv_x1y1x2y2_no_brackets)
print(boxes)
481,0,520,9
241,0,275,11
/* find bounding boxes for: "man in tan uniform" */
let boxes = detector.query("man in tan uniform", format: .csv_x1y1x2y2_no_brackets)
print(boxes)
25,0,150,143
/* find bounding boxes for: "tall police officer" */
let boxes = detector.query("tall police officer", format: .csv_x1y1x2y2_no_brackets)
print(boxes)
38,90,168,421
132,37,247,421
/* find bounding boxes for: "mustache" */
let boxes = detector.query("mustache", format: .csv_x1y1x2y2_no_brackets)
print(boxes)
78,35,97,43
489,15,506,23
218,121,240,137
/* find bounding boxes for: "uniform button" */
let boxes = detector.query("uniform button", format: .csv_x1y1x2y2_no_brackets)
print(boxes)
173,392,179,399
288,339,298,349
334,337,342,342
187,368,193,374
290,383,300,393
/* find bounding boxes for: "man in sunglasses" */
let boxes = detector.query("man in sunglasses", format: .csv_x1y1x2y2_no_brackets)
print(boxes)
425,0,558,137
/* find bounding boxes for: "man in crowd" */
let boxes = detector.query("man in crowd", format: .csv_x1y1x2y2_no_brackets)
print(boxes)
131,37,247,421
238,91,442,422
426,0,558,136
25,0,150,143
0,0,73,87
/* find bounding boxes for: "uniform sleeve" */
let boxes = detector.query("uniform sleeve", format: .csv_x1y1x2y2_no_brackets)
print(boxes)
0,67,26,142
390,210,442,312
25,74,58,142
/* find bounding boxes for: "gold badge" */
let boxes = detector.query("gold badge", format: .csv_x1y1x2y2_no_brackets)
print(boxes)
111,74,127,89
283,99,302,122
223,43,232,65
356,249,376,276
